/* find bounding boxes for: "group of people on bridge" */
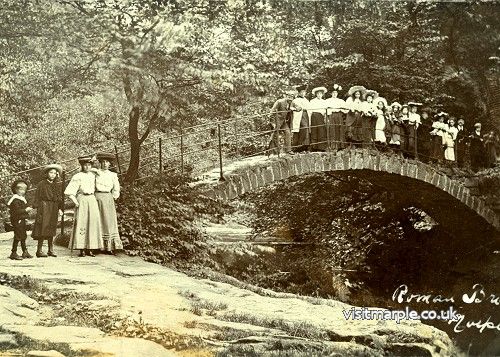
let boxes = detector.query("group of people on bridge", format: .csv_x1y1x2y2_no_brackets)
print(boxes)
7,153,123,260
268,84,498,171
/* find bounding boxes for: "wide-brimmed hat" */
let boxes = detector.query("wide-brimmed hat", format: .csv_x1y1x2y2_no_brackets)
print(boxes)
43,164,63,174
96,152,115,162
407,101,423,107
78,155,95,165
435,111,448,118
364,89,379,100
11,179,28,193
331,84,342,92
312,86,327,96
347,85,367,97
391,102,402,110
295,84,307,92
374,97,387,108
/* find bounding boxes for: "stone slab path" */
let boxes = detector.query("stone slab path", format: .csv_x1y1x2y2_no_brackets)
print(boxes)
0,232,458,356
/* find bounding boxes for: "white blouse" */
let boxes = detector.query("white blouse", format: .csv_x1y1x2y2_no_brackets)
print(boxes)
308,98,328,114
325,97,347,115
64,172,97,197
431,121,447,136
345,97,363,112
96,170,120,199
409,113,421,127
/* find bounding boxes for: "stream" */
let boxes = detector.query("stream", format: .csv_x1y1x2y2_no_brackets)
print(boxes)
207,172,500,355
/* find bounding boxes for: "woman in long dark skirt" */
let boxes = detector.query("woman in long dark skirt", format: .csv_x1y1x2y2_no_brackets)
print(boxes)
32,164,63,257
325,84,347,150
345,86,366,146
361,90,377,147
389,102,403,152
400,105,411,155
309,86,328,151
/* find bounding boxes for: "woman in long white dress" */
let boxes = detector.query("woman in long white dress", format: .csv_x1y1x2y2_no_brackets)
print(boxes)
95,152,123,255
373,97,388,144
65,155,103,257
443,117,459,162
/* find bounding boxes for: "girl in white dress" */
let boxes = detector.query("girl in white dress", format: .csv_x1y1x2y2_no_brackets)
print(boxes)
65,155,103,257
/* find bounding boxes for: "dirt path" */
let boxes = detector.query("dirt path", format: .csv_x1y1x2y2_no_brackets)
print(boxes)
0,232,459,356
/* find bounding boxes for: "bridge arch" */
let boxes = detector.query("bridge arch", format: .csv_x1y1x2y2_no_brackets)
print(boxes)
201,149,500,232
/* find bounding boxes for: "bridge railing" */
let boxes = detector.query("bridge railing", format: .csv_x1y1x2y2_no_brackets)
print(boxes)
0,108,467,233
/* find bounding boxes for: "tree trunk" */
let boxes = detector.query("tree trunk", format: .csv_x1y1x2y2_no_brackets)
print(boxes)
125,106,141,182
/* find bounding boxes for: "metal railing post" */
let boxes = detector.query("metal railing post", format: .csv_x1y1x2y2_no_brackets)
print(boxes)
325,108,330,151
60,170,65,239
180,126,184,174
114,145,122,176
414,124,418,160
218,123,225,181
234,117,239,157
158,137,163,173
276,119,280,158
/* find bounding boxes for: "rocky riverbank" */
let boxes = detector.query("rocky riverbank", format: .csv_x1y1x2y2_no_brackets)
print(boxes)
0,231,460,356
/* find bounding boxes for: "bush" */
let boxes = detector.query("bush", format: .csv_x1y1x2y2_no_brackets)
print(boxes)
116,173,226,267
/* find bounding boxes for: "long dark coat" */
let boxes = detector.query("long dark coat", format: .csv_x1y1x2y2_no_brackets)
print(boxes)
32,180,62,240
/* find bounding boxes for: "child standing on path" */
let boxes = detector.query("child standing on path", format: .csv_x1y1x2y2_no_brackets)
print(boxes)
8,180,33,260
32,164,63,258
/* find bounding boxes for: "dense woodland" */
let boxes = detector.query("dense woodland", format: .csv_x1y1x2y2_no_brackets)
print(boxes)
1,0,499,181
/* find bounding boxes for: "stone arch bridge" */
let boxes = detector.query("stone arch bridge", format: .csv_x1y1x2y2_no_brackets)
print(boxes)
200,149,500,238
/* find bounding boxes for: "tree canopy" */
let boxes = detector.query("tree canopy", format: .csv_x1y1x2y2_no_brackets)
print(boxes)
0,0,499,179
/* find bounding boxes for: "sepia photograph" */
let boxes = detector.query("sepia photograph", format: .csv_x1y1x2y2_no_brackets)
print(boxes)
0,0,499,356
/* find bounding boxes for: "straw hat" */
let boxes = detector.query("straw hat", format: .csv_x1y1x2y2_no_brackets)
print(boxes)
295,84,307,92
374,97,388,108
96,152,115,162
78,155,95,165
43,164,63,174
312,86,327,96
391,102,402,110
435,111,448,118
364,89,379,100
407,101,423,107
347,85,367,97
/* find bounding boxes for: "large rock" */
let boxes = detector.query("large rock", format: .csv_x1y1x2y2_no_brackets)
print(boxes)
0,285,40,324
3,324,177,357
0,332,18,348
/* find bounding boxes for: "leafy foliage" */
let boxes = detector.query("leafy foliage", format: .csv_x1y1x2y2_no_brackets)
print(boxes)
0,0,499,180
116,173,226,266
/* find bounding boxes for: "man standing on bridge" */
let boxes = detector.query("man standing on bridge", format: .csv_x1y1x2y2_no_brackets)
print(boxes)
268,89,294,155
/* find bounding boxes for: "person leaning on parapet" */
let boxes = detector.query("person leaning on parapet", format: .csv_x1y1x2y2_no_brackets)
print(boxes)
268,88,294,156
